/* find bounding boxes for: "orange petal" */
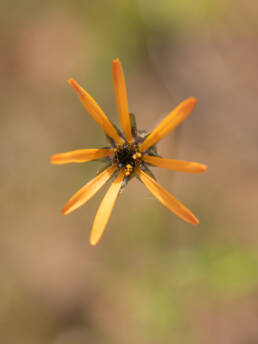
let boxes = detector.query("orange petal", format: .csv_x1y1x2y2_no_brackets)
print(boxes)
90,169,124,246
62,165,116,215
68,78,123,145
51,148,113,165
112,58,132,142
139,97,197,152
143,155,207,173
136,168,199,225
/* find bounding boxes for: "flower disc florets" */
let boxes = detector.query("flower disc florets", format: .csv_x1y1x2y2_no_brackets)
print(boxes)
113,143,143,176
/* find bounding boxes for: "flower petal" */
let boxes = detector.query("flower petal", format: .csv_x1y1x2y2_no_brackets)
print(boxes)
139,97,197,152
90,169,124,246
51,148,113,165
68,78,123,145
112,59,132,142
143,155,207,173
136,168,199,225
62,165,116,215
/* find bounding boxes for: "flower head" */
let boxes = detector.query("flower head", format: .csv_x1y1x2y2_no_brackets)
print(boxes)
51,58,207,246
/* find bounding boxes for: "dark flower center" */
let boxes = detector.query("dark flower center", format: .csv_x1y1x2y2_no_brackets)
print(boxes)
114,143,142,176
116,144,135,166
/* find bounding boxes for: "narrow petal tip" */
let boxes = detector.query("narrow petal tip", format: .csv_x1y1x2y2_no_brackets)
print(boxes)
50,155,57,164
89,236,98,246
199,164,208,173
61,206,70,215
182,210,199,225
112,58,120,64
189,97,197,105
68,77,75,86
191,216,200,225
68,78,84,97
184,207,199,225
50,154,68,165
184,97,197,112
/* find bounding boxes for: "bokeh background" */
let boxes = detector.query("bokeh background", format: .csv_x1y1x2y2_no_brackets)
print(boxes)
1,0,258,343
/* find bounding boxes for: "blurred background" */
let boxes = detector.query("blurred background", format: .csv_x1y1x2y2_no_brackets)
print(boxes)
1,0,258,343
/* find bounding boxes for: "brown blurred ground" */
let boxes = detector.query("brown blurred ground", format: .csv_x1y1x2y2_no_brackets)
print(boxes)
1,0,258,343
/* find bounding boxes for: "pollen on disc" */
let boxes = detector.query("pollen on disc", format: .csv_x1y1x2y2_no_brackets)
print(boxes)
113,143,143,173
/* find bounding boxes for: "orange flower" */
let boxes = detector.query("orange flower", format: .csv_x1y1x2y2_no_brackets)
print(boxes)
51,58,207,246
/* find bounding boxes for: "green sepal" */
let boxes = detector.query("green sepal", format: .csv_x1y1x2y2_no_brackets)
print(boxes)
137,130,159,156
137,130,149,143
105,134,116,147
138,132,158,155
146,144,159,156
111,168,119,180
119,170,136,193
105,122,124,147
96,162,112,176
142,163,157,181
97,156,112,163
130,113,138,139
119,176,129,193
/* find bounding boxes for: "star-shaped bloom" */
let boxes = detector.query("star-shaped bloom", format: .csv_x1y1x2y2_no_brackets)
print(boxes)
51,59,207,246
